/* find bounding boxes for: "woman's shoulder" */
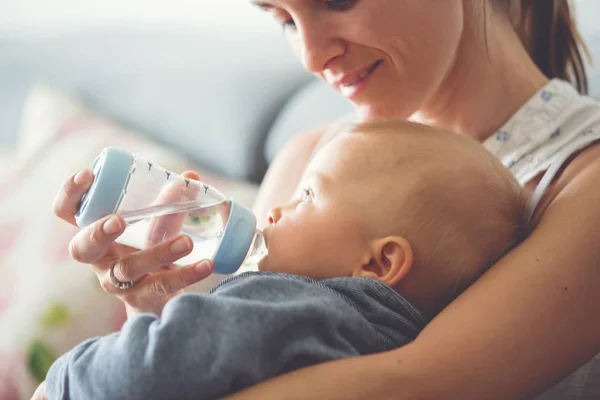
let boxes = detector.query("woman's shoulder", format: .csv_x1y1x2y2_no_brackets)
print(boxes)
532,134,600,220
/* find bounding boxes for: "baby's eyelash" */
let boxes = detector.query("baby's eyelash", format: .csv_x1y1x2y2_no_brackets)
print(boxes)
301,188,313,202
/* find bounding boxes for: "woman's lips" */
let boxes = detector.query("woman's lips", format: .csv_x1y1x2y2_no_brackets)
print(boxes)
337,60,383,99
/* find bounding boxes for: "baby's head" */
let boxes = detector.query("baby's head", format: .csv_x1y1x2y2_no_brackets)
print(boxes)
260,120,528,316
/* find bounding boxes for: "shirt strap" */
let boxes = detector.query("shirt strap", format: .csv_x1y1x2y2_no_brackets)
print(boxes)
526,133,600,223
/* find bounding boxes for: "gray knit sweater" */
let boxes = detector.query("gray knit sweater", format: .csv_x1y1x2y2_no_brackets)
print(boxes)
46,272,427,400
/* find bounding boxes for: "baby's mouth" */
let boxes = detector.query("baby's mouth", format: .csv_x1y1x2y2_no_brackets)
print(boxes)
262,225,272,248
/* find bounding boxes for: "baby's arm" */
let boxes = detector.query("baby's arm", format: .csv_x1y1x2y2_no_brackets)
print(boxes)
45,274,371,400
46,294,231,400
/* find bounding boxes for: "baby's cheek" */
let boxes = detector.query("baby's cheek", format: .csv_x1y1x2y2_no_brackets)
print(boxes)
263,237,303,274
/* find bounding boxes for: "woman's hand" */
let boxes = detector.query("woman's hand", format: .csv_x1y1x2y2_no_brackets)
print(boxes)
53,169,214,317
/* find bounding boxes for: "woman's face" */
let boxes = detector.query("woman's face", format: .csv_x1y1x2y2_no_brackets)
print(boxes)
253,0,466,121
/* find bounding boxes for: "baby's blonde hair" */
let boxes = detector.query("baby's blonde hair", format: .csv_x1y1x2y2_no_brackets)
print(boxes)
346,119,528,303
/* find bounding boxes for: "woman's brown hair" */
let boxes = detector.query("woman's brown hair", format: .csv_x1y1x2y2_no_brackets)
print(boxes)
495,0,591,94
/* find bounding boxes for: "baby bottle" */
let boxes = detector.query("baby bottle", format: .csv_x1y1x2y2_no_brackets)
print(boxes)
75,147,267,274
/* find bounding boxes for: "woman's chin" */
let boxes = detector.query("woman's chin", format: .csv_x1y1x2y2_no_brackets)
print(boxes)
353,103,390,123
353,95,415,123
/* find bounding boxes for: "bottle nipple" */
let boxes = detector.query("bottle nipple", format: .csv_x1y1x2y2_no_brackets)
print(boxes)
243,230,268,266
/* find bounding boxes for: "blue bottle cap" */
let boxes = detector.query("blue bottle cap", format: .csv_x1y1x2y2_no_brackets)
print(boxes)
212,200,257,274
75,147,133,228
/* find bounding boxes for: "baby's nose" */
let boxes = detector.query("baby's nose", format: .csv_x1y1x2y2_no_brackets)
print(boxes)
268,207,282,225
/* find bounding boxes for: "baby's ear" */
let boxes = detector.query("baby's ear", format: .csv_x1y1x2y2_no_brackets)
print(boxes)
353,237,413,286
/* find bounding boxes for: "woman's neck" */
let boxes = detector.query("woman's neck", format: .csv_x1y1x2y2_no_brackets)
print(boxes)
415,8,549,143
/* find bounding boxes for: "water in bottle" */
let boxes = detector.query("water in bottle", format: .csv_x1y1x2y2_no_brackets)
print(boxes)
75,147,267,274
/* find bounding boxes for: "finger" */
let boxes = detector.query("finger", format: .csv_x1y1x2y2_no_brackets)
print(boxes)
145,174,201,246
102,257,213,300
53,169,94,226
109,234,196,284
32,381,48,400
69,214,125,264
182,170,201,180
145,259,214,297
125,259,214,300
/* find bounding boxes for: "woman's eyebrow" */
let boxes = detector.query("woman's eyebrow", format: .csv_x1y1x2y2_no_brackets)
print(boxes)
251,1,274,9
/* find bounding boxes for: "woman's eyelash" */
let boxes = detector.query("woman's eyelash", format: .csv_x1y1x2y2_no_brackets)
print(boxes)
280,0,356,30
282,19,296,30
325,0,356,11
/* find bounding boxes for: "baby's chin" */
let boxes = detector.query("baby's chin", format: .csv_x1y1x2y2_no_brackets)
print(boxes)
257,256,272,272
256,256,288,274
256,258,265,271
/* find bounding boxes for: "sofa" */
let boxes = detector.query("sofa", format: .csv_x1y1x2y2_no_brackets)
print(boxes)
0,3,599,398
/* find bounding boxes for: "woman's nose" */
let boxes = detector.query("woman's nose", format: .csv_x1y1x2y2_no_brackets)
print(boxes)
268,207,282,225
294,21,346,73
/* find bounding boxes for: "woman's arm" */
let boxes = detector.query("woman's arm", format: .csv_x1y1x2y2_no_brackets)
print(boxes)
253,125,328,229
226,144,600,400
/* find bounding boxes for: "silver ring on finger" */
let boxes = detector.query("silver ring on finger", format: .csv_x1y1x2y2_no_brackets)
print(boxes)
109,262,136,290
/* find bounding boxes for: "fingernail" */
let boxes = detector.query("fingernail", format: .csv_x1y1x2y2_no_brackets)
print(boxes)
74,170,90,186
195,260,212,275
170,237,191,254
103,216,122,235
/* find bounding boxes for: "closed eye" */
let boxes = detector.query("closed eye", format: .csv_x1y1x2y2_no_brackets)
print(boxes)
251,1,296,30
282,18,296,30
283,1,356,29
325,0,358,11
254,0,357,31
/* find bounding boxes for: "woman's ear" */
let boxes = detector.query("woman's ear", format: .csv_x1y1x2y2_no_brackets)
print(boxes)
353,236,413,286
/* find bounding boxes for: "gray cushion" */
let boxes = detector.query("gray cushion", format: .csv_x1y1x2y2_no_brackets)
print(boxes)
264,78,354,164
0,28,312,181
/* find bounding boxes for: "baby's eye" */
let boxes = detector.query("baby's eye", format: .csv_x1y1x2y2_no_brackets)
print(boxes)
301,188,313,203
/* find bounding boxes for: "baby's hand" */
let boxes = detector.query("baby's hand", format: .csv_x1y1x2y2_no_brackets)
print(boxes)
31,381,47,400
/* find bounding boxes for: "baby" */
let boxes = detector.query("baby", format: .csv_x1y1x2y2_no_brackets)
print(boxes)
259,119,528,317
45,120,528,400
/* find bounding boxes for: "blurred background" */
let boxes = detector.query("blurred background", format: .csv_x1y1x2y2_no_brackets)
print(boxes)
0,0,270,32
0,0,355,183
0,1,598,399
